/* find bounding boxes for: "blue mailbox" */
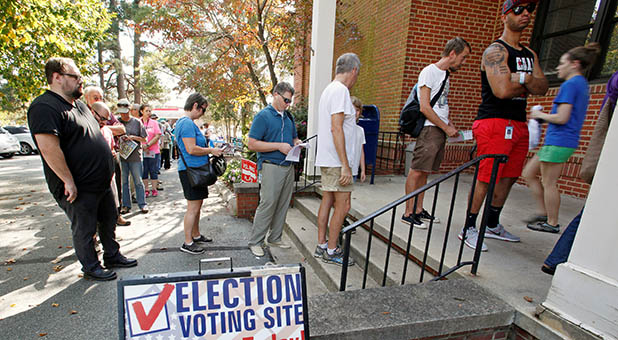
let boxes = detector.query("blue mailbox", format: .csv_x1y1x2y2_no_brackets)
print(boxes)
357,105,380,184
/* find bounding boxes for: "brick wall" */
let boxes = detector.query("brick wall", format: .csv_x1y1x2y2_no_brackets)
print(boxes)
294,0,606,198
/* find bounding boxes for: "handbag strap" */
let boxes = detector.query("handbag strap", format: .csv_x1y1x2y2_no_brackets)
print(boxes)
175,140,189,169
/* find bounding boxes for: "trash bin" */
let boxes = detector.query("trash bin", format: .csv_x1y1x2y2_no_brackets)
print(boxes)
404,141,416,175
357,105,380,184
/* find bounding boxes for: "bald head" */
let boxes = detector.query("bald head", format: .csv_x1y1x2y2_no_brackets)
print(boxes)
91,101,111,127
84,86,104,107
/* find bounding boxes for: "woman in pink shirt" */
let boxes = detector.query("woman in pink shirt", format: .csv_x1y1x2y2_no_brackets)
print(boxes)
140,104,161,197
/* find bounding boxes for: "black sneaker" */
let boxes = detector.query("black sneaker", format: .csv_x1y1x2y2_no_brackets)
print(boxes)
417,209,440,224
401,213,426,229
180,243,205,255
192,235,213,246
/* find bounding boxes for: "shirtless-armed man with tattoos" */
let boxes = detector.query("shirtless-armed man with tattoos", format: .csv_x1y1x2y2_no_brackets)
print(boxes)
459,0,548,251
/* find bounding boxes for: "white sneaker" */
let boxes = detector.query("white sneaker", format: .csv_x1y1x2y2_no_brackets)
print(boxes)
458,227,488,252
249,244,265,257
266,240,291,249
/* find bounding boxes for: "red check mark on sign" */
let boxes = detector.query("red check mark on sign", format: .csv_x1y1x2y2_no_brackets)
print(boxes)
132,283,175,331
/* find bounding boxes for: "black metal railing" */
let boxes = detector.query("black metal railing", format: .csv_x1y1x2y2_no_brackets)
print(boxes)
375,131,406,173
294,134,320,193
337,153,508,291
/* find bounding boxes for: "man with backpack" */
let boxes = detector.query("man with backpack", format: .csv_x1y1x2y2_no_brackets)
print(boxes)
402,37,471,228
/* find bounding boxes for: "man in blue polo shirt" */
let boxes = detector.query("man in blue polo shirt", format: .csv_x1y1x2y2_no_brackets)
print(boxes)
247,81,300,257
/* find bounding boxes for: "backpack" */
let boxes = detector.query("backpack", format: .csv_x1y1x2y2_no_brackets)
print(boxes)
399,71,449,137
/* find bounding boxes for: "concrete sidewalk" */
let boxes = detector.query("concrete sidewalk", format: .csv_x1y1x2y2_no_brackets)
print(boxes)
0,155,327,339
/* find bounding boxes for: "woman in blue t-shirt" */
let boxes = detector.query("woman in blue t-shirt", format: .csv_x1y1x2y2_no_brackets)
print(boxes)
175,93,224,255
523,43,600,233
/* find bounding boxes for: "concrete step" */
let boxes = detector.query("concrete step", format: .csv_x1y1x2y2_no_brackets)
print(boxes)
291,196,435,289
284,207,381,291
314,183,471,279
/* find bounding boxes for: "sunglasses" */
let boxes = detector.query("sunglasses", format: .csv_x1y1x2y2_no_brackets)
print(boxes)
508,3,536,15
278,93,292,104
93,110,110,122
60,72,82,81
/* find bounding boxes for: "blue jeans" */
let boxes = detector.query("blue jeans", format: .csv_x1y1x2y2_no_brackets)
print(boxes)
544,207,583,269
121,160,146,209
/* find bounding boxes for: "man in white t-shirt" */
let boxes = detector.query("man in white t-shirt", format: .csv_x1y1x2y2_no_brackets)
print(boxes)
314,53,361,266
402,37,471,228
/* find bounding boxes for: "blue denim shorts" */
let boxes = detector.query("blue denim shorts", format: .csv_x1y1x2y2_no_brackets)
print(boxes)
142,156,159,180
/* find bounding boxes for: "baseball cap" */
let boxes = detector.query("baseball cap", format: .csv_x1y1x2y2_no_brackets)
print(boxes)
502,0,538,14
117,98,130,113
151,113,158,119
131,103,140,110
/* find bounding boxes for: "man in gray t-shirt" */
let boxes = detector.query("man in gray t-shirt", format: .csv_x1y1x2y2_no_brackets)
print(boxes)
117,100,149,213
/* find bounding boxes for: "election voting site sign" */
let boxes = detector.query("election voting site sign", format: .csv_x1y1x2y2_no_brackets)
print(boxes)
241,159,258,183
118,263,309,340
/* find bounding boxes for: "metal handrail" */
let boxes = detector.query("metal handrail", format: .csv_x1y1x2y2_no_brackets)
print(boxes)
294,134,320,193
338,153,508,291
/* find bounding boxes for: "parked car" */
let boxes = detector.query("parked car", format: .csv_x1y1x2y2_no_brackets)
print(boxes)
0,126,21,158
3,125,38,155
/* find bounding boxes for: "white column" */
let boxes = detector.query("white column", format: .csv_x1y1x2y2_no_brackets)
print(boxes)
543,104,618,339
306,0,336,175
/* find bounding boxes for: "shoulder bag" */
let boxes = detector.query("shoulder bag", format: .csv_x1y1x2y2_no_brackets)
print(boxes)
177,141,217,188
399,71,450,138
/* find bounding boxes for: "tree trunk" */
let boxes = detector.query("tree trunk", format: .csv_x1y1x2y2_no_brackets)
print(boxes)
110,0,127,99
133,0,142,104
98,42,105,92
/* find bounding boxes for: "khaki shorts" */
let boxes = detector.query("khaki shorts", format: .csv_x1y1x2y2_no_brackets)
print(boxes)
320,167,354,192
410,126,447,172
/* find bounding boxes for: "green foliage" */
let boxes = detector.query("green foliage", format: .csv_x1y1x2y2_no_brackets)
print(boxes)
0,0,112,114
241,134,257,163
288,97,308,140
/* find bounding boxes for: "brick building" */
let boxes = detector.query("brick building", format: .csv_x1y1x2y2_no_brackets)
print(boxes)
294,0,617,198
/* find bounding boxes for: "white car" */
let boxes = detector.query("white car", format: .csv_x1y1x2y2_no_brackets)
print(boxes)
4,126,38,155
0,126,21,158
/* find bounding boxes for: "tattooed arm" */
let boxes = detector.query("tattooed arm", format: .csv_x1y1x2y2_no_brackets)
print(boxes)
521,48,548,95
482,43,527,99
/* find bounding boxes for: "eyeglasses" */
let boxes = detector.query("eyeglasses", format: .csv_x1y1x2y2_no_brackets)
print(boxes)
508,3,536,15
118,104,129,108
277,93,292,104
60,72,82,81
93,110,110,122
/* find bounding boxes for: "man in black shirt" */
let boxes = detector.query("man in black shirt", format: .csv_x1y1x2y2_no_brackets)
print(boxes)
460,0,548,251
28,57,137,281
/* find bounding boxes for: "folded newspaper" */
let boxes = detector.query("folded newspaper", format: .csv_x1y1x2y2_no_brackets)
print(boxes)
118,139,139,159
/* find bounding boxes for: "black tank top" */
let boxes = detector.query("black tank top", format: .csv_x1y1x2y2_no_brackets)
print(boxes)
476,39,535,122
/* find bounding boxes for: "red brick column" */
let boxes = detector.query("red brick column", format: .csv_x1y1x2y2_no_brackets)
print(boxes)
234,183,259,219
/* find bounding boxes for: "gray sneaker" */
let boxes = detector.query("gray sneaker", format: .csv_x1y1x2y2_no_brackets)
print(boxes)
458,227,488,252
524,214,548,224
322,247,356,266
527,222,560,233
314,245,326,258
485,224,520,242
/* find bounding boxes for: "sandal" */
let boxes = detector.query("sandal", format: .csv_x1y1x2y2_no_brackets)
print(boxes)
120,207,130,215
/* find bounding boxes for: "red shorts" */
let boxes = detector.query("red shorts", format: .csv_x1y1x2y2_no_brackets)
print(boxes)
473,118,529,183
